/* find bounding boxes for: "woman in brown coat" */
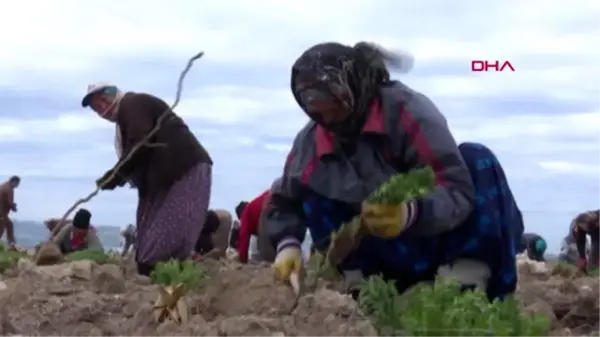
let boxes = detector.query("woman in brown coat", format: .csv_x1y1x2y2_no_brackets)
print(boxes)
81,82,213,276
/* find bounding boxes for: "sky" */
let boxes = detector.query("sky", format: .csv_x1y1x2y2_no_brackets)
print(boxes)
0,0,598,251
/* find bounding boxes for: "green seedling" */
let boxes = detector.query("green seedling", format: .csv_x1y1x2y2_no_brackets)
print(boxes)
150,259,207,292
359,276,550,336
323,167,435,267
65,249,111,264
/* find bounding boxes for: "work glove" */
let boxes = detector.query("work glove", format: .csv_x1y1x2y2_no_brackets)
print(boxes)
576,257,587,272
96,169,126,191
360,201,416,238
272,238,303,283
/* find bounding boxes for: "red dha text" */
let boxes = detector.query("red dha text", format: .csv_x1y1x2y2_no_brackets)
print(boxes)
471,60,515,72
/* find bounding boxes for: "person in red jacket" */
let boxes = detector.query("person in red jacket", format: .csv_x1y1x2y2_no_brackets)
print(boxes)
237,189,271,263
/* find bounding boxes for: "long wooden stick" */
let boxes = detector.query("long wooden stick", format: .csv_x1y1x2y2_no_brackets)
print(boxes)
50,51,205,239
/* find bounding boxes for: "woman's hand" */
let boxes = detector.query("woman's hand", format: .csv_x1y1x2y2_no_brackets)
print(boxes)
272,243,303,283
96,169,125,190
360,201,411,238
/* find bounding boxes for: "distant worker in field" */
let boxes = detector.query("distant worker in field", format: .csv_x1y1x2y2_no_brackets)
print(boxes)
54,208,104,254
236,183,278,264
120,224,136,257
0,175,20,249
570,209,599,272
230,201,248,251
81,82,213,276
518,233,547,262
192,209,233,259
558,232,590,264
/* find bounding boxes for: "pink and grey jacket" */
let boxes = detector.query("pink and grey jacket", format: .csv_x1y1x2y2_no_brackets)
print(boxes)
265,81,475,254
266,82,475,284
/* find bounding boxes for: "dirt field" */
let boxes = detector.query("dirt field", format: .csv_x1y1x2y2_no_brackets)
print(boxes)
0,256,597,336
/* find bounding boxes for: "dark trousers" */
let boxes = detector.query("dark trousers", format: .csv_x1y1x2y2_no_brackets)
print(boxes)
0,215,15,245
137,262,156,277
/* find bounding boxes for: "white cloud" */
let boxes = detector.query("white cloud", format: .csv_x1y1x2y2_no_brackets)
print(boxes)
263,143,292,153
176,86,294,124
0,113,109,142
452,112,600,141
538,161,599,176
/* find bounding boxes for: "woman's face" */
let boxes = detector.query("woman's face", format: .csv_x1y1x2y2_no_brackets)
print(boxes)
294,80,352,128
90,94,115,120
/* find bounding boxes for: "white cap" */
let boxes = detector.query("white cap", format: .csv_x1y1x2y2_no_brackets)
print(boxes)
81,82,116,107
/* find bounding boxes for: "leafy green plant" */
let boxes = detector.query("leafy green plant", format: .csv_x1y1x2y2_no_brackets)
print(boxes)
588,267,600,276
0,244,24,273
358,276,550,336
308,250,340,282
150,260,207,292
65,249,111,264
366,166,435,204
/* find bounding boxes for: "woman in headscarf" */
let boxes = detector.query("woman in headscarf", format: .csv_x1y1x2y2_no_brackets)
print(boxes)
81,82,213,276
192,209,233,259
54,208,104,254
519,232,547,262
266,42,524,300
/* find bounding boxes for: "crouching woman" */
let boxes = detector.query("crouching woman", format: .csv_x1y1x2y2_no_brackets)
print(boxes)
266,42,524,301
54,208,104,254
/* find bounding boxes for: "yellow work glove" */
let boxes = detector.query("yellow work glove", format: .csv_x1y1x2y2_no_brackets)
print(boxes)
360,201,416,238
272,238,303,283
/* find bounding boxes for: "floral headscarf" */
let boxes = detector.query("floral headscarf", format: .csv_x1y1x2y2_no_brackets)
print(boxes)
81,82,126,159
290,41,413,138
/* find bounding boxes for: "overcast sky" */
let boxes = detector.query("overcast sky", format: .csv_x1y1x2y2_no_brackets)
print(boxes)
0,0,598,251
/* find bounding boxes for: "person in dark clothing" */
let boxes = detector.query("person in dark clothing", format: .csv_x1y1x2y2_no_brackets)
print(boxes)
229,220,240,250
82,82,213,277
194,210,221,255
570,209,599,271
120,224,137,257
230,202,247,251
235,201,249,220
266,41,524,301
519,233,547,261
0,176,20,248
558,233,585,264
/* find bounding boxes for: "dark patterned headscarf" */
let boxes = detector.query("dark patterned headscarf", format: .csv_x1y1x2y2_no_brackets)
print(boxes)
291,41,413,138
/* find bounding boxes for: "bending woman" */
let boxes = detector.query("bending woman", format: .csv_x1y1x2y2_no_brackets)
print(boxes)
81,82,213,276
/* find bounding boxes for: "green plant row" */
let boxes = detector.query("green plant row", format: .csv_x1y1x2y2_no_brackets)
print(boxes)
0,243,25,273
150,260,207,291
358,276,550,336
